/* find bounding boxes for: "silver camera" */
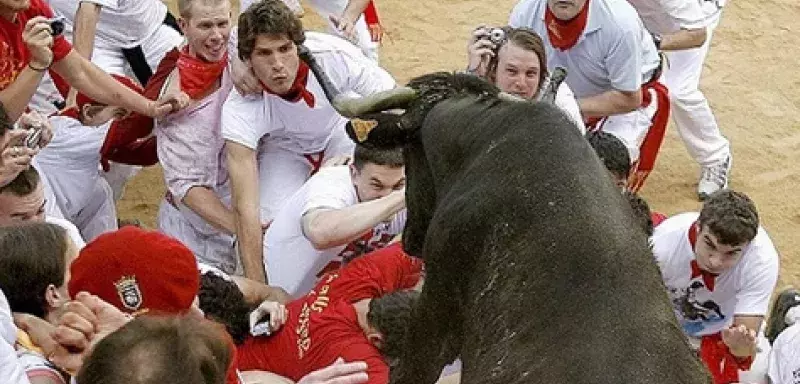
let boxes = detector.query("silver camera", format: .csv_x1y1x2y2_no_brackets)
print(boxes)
486,28,506,45
24,126,43,149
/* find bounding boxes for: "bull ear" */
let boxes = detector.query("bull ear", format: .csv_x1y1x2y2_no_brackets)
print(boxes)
350,118,379,143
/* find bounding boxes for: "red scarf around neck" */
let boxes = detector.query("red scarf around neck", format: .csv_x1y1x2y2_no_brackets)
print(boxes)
177,47,228,100
545,0,591,51
261,61,315,107
688,221,718,291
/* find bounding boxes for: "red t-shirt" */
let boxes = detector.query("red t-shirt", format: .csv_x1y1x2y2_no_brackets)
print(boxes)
0,0,72,90
236,243,422,384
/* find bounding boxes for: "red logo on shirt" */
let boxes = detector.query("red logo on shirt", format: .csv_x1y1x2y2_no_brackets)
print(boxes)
0,42,24,90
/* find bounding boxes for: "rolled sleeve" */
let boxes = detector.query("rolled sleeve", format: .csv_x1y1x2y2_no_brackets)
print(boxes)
734,233,780,316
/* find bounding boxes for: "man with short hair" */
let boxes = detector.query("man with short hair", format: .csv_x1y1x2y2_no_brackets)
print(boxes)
586,130,631,190
651,189,780,384
509,0,669,192
0,0,184,123
222,0,395,283
0,167,84,248
626,0,732,200
265,127,406,296
155,0,240,273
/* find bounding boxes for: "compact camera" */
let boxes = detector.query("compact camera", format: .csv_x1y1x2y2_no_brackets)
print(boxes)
484,27,506,46
48,16,66,37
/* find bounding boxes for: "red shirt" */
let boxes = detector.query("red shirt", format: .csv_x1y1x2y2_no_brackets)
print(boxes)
0,0,72,91
236,243,422,384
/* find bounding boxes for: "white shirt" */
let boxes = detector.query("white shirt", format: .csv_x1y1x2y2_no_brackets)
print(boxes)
554,82,586,134
264,166,406,297
651,213,780,338
0,289,30,384
626,0,709,35
46,216,86,249
49,0,168,48
509,0,661,98
768,323,800,384
221,32,395,153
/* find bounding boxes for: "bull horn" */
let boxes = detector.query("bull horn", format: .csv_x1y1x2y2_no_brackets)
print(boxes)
498,92,525,103
298,44,418,117
331,87,417,118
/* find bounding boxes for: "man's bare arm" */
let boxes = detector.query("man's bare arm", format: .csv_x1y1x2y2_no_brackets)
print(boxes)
577,89,642,118
72,2,101,59
660,28,707,51
341,0,370,25
225,141,267,283
302,190,405,250
182,186,237,235
0,68,46,122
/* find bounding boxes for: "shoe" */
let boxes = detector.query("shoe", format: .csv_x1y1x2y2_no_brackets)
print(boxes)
697,155,731,201
764,287,800,344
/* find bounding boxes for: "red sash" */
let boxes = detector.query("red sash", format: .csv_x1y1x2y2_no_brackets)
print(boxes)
699,333,754,384
626,79,670,192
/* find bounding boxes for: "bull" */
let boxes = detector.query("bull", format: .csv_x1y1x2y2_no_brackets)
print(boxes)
302,48,710,384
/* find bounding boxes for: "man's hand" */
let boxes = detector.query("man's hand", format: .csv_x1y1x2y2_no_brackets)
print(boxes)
18,110,53,148
466,26,495,76
297,358,369,384
329,15,358,43
249,300,289,335
231,56,262,95
13,312,84,374
0,129,38,187
22,17,55,69
722,324,757,357
148,91,191,118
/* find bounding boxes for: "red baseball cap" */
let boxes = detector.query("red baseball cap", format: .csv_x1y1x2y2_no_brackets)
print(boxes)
75,74,143,111
68,226,200,315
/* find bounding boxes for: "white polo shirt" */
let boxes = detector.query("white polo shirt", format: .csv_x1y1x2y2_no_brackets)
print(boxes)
651,213,780,338
768,322,800,384
509,0,661,98
264,166,406,297
626,0,709,35
49,0,168,48
221,32,395,153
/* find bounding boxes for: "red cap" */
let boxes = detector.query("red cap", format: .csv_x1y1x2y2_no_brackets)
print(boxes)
68,227,200,315
75,74,143,111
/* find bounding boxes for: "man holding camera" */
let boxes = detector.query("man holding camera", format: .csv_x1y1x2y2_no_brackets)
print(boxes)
510,0,670,192
0,0,187,124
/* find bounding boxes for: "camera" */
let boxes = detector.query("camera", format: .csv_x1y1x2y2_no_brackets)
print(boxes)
48,16,66,37
486,28,506,46
24,126,43,149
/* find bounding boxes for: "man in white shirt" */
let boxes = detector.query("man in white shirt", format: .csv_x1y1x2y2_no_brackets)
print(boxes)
222,0,395,283
509,0,669,192
0,167,85,248
265,126,406,297
765,287,800,384
626,0,732,200
465,25,585,133
651,189,780,383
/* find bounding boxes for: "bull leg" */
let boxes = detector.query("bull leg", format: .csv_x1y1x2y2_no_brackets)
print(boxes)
391,264,463,384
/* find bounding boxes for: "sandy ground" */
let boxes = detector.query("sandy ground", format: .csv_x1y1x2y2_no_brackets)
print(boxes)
121,0,799,288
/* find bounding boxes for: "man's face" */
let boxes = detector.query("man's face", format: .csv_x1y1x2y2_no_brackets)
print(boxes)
350,163,405,202
0,183,45,226
547,0,588,20
248,34,300,94
494,42,541,100
180,1,231,62
693,223,747,274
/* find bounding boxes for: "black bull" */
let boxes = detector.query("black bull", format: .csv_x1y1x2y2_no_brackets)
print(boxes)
328,71,711,384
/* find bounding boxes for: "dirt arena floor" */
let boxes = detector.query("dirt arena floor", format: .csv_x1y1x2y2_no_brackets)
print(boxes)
120,0,799,288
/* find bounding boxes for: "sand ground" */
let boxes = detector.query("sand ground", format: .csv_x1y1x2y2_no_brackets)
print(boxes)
121,0,799,287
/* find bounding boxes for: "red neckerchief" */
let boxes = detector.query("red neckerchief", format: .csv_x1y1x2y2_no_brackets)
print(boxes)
260,61,315,107
544,0,591,51
177,47,228,100
688,222,718,291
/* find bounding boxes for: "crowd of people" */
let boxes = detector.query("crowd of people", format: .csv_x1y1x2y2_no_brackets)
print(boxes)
0,0,795,383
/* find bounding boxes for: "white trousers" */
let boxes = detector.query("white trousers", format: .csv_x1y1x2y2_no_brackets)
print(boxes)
256,128,355,223
158,198,239,274
599,86,660,163
72,179,118,241
663,10,730,167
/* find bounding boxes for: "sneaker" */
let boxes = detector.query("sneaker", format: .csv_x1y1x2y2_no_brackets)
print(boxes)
697,155,731,201
764,287,800,344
